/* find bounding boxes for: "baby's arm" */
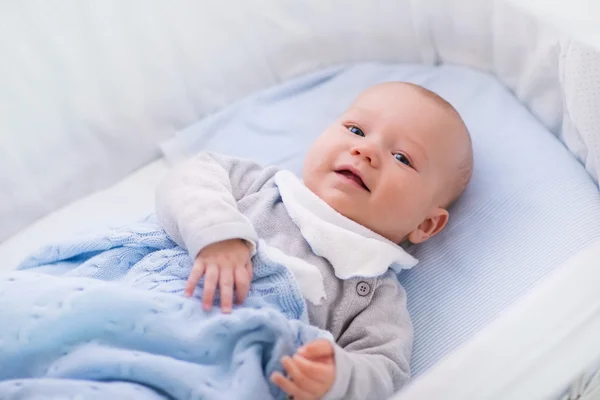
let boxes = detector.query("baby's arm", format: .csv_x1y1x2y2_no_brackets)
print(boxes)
274,270,412,399
155,152,279,311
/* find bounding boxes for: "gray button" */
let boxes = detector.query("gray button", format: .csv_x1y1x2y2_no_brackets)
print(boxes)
356,281,371,296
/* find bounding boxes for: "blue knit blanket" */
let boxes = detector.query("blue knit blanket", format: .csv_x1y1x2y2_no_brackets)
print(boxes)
0,217,327,400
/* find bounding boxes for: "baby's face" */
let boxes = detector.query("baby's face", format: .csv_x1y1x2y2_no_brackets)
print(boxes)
302,83,470,244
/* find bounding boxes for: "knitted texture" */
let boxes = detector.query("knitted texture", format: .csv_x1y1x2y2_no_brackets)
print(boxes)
0,216,325,400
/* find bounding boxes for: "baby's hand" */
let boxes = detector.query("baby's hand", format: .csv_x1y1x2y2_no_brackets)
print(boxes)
271,339,336,400
185,239,252,313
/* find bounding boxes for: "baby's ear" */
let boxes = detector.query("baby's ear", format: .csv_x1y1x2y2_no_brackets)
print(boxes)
407,208,449,244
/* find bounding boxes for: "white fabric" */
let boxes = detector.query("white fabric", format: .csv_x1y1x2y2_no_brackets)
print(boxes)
3,0,599,242
0,159,169,272
0,0,424,241
260,241,326,306
560,40,600,182
511,0,600,51
274,170,417,279
561,367,600,400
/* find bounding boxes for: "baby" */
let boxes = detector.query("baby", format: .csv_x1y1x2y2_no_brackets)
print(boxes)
155,82,473,399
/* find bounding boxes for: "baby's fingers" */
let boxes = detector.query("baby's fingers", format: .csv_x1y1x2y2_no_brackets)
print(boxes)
293,355,334,384
234,265,251,305
219,266,234,313
297,339,335,360
185,260,206,297
270,371,312,399
245,260,253,278
282,356,323,395
202,263,219,311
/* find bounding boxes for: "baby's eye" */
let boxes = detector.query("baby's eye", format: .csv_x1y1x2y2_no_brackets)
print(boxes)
348,126,365,137
394,153,411,167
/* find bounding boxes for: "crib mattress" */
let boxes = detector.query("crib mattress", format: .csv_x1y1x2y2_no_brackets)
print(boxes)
3,63,600,384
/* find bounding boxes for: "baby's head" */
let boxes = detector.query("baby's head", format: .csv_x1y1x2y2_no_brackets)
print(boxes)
303,82,473,244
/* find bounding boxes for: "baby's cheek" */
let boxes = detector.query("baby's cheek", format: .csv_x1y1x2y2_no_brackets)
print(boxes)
377,190,422,227
380,183,411,210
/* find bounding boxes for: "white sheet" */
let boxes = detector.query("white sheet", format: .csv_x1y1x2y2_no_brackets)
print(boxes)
0,159,169,272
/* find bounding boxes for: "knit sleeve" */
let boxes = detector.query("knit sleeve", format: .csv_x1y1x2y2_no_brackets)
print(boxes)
155,151,278,259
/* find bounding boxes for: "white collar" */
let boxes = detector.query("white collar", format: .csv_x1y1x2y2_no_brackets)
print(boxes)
274,170,418,279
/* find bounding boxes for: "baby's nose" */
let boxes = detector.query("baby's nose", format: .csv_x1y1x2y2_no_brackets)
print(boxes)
350,144,380,167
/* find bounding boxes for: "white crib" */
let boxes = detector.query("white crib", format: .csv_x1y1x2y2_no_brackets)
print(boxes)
1,1,599,399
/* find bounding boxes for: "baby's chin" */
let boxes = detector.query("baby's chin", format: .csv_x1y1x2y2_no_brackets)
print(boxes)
304,175,371,224
308,182,345,205
317,189,369,225
314,188,409,242
322,193,353,218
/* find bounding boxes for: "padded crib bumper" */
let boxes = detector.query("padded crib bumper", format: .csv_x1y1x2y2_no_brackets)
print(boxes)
1,0,599,241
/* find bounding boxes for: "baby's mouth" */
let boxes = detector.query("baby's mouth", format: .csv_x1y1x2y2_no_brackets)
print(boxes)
336,169,370,192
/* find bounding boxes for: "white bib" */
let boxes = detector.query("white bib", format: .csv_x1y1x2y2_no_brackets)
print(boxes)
274,170,418,280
